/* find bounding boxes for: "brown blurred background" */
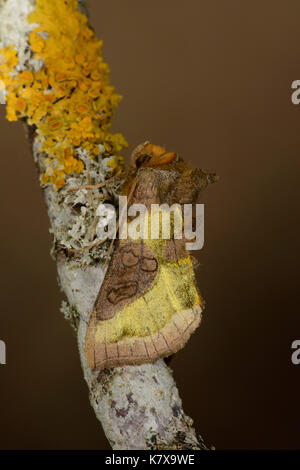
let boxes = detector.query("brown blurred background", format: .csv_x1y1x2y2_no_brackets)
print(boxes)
0,0,299,450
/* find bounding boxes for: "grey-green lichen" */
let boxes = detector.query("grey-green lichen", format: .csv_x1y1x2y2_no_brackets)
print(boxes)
60,300,80,331
43,146,122,267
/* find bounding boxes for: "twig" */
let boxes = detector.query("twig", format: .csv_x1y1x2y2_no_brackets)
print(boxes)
66,236,108,255
70,173,124,192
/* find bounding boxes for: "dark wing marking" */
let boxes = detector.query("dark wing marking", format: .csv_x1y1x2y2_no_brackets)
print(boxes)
93,240,158,321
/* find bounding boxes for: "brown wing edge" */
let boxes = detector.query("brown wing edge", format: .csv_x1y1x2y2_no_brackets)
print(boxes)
85,305,202,371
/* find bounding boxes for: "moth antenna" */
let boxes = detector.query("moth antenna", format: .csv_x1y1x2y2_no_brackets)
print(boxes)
69,172,125,192
67,235,108,255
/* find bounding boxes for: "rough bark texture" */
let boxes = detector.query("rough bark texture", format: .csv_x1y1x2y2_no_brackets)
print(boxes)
0,0,206,450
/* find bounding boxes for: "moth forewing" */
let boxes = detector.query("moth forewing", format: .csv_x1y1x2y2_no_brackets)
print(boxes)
85,143,216,371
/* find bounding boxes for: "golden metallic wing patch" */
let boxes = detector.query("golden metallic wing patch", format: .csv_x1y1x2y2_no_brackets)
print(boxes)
85,238,203,370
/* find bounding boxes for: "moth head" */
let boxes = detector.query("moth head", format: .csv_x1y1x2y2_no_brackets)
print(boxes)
131,142,178,169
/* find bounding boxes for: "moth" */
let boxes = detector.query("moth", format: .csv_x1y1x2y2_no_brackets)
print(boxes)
85,142,217,370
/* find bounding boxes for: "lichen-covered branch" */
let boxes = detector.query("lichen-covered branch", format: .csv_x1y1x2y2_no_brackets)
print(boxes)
0,0,206,450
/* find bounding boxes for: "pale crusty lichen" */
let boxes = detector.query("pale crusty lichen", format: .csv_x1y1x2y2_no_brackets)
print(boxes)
77,335,201,451
60,300,80,330
57,257,104,325
45,145,122,265
0,0,42,104
0,0,42,73
0,0,127,189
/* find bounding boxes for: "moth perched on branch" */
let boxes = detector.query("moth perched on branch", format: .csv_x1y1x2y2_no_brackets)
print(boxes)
0,0,217,450
86,142,217,371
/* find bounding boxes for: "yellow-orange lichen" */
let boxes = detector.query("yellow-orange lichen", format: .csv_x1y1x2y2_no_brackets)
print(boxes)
0,0,127,189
